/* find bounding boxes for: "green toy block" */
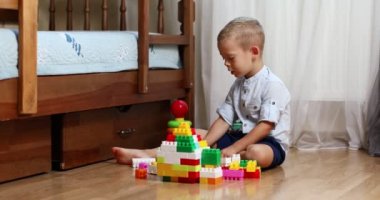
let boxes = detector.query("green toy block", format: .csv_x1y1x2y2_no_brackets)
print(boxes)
177,142,196,152
240,160,248,168
162,176,171,182
231,120,242,131
175,135,195,143
201,149,221,166
168,120,180,128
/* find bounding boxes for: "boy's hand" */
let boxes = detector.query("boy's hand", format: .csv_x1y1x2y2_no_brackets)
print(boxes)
221,146,239,157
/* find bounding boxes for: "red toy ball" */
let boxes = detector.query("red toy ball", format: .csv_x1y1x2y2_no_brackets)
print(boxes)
171,100,188,118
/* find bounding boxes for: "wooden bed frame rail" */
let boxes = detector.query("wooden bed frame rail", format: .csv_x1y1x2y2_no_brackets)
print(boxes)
0,0,195,121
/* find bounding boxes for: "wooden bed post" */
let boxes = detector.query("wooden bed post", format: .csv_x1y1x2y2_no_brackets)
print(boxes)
179,0,195,122
138,0,149,94
18,0,38,114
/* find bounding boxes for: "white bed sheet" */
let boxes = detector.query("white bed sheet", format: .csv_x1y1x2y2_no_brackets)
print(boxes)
0,29,182,80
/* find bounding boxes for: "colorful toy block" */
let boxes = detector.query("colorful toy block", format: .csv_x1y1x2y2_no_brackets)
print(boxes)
148,162,157,175
132,158,156,168
222,168,244,180
147,100,261,183
201,149,221,166
135,168,147,179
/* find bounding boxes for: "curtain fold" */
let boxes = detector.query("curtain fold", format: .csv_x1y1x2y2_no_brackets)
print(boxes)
368,70,380,156
195,0,380,150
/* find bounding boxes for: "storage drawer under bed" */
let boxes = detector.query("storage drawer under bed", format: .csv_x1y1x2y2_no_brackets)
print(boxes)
0,117,51,183
52,100,171,170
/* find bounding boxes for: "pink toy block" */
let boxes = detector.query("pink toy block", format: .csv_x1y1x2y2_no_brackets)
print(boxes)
138,162,148,169
223,169,244,180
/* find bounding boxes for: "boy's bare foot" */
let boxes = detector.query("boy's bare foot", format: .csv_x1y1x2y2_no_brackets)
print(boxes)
111,147,156,165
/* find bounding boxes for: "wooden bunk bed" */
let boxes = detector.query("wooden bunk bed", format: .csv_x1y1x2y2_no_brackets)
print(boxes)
0,0,194,182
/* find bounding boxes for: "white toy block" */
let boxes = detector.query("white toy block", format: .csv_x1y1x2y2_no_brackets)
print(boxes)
200,167,223,178
231,154,241,163
148,164,157,175
222,157,232,167
160,141,177,152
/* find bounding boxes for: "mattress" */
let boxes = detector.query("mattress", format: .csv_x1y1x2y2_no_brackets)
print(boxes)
0,29,182,80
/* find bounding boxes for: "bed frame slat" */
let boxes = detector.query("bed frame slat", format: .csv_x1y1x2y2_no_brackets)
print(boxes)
102,0,108,30
19,0,38,114
84,0,90,30
157,0,164,33
120,0,127,30
179,0,195,121
0,0,18,10
138,0,149,93
66,0,73,30
49,0,55,30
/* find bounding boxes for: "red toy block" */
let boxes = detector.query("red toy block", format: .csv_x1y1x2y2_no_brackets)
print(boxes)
196,134,202,141
180,158,200,165
244,168,261,179
166,134,175,141
188,171,200,179
135,168,147,179
178,177,199,184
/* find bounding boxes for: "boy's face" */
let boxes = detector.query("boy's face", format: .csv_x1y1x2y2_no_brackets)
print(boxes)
217,38,258,78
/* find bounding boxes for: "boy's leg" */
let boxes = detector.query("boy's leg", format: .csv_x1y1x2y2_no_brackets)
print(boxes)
242,144,274,168
241,136,285,169
112,147,158,165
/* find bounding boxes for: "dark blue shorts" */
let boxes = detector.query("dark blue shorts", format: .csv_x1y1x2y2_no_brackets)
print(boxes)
216,131,286,169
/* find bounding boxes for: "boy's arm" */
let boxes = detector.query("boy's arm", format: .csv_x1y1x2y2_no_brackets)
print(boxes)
221,121,274,156
203,116,230,146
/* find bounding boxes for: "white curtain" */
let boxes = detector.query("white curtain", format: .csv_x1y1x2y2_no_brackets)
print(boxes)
194,0,380,150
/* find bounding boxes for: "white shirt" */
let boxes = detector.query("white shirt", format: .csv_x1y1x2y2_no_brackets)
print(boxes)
217,66,291,151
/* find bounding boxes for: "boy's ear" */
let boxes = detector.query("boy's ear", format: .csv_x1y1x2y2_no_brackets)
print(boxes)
251,46,259,55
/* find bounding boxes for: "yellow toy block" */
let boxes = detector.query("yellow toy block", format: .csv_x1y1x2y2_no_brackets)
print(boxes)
187,165,201,172
200,177,208,184
156,156,165,163
172,164,189,171
175,118,185,122
199,140,208,148
179,122,190,128
172,170,189,178
229,161,240,170
246,160,257,172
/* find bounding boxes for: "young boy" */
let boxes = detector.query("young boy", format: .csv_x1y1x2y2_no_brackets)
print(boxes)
112,17,291,169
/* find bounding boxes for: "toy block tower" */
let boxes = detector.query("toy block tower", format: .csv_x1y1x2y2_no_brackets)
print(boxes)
156,100,208,183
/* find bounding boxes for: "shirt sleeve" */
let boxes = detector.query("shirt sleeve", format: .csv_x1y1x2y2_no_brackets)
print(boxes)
216,81,238,125
259,81,290,126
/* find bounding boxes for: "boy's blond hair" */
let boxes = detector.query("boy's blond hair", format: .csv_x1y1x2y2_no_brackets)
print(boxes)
217,17,265,51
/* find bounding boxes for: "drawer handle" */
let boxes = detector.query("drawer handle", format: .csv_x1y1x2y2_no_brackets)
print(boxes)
118,128,136,137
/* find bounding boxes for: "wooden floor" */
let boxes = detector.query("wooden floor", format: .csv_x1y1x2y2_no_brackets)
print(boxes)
1,148,380,200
